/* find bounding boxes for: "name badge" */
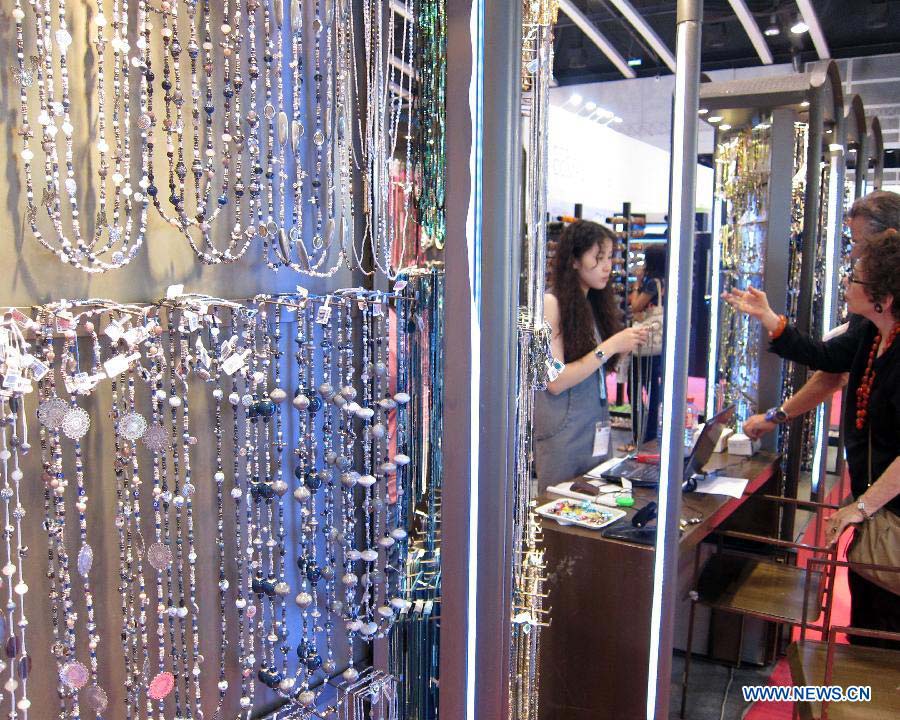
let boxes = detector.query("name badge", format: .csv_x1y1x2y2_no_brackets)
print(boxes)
593,421,611,457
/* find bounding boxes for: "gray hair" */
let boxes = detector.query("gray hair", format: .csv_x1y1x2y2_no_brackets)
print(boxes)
848,190,900,235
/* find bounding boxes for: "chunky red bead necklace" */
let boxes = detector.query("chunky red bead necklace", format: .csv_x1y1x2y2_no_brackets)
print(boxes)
856,322,900,430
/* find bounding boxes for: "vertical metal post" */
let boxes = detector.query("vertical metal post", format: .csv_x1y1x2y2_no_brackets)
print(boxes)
476,0,523,713
649,1,702,718
441,1,522,718
440,1,477,716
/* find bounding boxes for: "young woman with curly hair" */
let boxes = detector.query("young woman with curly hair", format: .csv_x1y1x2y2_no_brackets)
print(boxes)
534,220,649,490
724,228,900,648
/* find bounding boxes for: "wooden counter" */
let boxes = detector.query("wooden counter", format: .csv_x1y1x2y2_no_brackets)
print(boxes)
537,450,781,720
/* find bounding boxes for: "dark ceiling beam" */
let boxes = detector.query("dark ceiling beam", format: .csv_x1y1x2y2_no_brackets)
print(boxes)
558,0,637,79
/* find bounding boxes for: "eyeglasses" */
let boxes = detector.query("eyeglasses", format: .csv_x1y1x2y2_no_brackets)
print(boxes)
845,264,873,286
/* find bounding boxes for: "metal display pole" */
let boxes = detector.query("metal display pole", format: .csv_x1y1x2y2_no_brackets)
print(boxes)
649,1,702,718
441,1,522,718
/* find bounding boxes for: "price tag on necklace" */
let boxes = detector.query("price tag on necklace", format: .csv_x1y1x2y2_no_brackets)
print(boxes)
184,311,201,332
104,320,125,342
221,348,251,376
195,337,212,369
316,297,333,325
27,356,50,381
103,352,140,379
372,301,384,317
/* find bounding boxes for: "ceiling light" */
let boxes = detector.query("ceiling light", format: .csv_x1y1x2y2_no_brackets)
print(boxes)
800,100,810,107
719,124,733,131
597,108,615,120
584,100,597,112
828,143,844,153
698,108,709,115
708,115,723,123
790,15,809,34
627,57,642,67
754,122,771,130
569,93,583,107
613,116,623,123
764,14,780,36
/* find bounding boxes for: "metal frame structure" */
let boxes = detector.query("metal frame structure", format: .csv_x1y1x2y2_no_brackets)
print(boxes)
868,116,884,191
441,1,523,719
844,95,868,201
648,1,703,717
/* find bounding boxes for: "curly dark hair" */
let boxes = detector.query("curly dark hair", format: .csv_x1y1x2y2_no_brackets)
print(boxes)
859,229,900,322
551,220,623,363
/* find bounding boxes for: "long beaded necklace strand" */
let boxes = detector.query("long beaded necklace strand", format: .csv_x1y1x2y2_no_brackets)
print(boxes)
1,386,31,717
35,316,72,719
13,0,149,272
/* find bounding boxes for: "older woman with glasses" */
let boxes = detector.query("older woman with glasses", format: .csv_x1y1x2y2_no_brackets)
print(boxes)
723,228,900,649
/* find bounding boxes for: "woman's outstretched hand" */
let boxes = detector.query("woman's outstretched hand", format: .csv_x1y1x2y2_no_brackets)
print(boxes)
721,286,782,333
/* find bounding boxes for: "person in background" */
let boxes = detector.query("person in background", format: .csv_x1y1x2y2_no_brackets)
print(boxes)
629,245,666,442
723,229,900,648
743,190,900,438
534,221,648,492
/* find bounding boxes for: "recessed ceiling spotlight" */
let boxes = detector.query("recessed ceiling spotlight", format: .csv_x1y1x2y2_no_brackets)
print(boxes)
568,93,583,107
719,123,733,131
698,108,709,115
613,116,623,123
800,100,810,107
584,100,597,112
764,14,780,36
708,115,723,123
790,14,809,34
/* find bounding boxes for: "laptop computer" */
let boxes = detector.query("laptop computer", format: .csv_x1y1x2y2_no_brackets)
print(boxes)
601,405,737,488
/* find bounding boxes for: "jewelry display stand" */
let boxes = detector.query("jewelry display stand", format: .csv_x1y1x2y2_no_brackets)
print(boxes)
701,61,844,517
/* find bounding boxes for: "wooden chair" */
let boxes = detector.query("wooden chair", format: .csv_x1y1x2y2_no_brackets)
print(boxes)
679,494,841,718
788,556,900,720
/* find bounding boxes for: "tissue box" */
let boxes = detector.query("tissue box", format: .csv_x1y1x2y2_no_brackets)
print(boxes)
727,432,759,456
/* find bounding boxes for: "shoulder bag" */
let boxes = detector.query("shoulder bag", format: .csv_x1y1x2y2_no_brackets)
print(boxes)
846,427,900,596
633,279,664,357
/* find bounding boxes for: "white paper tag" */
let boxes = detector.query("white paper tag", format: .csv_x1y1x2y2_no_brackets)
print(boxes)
165,283,185,299
2,372,20,390
221,348,250,376
592,421,611,457
184,311,201,332
315,304,332,325
393,279,407,292
195,337,211,369
372,301,384,317
104,320,125,342
103,353,132,378
28,358,50,381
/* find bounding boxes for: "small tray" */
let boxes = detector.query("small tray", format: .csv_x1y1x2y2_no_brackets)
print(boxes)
536,499,626,530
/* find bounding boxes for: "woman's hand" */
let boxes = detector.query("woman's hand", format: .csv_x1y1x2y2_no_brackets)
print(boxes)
743,413,777,440
721,286,782,333
607,326,650,355
824,504,865,548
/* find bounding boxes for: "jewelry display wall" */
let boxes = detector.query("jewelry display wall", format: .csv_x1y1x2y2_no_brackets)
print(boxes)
388,268,443,720
709,124,772,423
9,0,419,278
0,285,427,719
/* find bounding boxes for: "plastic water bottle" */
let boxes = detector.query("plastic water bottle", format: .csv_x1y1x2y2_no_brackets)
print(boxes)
684,396,698,451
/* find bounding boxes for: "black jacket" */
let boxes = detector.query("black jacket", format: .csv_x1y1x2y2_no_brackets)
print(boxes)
770,316,900,516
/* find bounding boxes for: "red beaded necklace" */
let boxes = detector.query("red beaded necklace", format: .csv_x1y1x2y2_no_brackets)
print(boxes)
855,322,900,430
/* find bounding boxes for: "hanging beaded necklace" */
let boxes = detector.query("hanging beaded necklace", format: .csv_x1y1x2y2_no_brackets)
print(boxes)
13,0,149,272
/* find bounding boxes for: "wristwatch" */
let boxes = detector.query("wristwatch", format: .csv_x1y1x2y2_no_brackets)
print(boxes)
764,406,790,424
857,499,872,521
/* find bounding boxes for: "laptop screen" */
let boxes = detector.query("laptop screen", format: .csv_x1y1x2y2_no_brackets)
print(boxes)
683,405,736,480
